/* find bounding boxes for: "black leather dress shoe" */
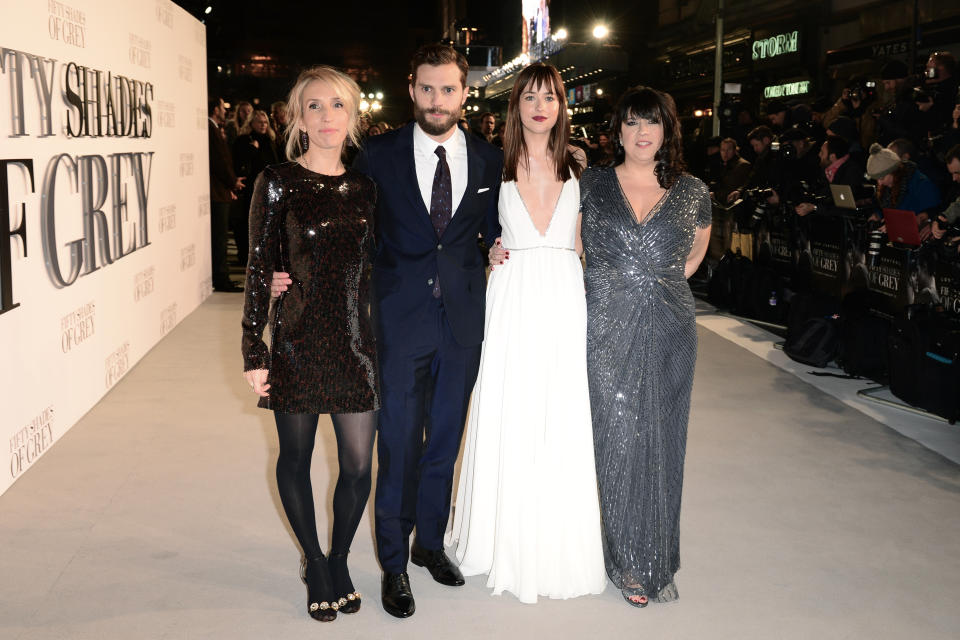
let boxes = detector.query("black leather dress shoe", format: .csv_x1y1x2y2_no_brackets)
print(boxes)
410,541,465,586
381,572,415,618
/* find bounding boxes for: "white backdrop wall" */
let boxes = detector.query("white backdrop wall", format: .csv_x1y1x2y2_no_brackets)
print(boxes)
0,0,210,495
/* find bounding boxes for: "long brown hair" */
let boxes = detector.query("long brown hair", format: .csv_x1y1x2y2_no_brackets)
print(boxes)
610,86,686,189
879,163,910,207
502,63,582,183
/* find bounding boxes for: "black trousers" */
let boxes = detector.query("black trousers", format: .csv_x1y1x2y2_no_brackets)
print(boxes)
210,200,232,288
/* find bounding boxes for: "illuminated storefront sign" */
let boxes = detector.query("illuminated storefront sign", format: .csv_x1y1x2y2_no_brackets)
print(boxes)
764,80,810,98
752,30,799,60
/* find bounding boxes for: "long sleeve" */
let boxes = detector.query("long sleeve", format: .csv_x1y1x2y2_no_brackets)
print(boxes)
209,123,237,190
241,167,284,371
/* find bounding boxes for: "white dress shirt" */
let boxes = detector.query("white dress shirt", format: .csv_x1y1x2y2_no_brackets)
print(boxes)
413,123,468,217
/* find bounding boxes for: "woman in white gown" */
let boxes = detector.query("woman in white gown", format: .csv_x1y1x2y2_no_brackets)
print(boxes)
449,63,607,603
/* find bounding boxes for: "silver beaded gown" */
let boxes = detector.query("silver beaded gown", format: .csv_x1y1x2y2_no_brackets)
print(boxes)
579,167,711,602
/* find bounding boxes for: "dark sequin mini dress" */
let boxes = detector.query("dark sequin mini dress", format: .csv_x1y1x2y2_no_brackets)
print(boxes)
241,162,380,414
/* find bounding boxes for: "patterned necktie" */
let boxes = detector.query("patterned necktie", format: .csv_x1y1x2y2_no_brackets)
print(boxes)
430,146,452,298
430,146,452,237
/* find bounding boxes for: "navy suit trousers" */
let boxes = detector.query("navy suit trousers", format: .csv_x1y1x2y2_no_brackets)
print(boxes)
374,296,481,572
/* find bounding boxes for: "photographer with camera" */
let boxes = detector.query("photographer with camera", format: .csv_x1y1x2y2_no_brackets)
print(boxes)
776,127,821,207
875,60,924,148
712,138,752,204
794,136,867,217
931,145,960,252
824,76,878,151
727,126,779,204
765,99,791,135
923,52,960,134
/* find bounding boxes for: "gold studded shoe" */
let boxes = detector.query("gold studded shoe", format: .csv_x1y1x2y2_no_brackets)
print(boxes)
328,551,362,614
300,556,338,622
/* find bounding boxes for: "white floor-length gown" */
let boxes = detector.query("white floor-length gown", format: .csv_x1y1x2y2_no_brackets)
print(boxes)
450,176,607,603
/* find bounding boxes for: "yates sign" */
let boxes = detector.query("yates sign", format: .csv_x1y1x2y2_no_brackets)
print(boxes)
0,46,156,316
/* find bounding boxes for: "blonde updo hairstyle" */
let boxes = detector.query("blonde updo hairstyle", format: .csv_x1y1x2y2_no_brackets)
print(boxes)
283,66,361,161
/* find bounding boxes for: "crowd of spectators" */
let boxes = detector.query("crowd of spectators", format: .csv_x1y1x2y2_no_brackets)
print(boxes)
691,51,960,258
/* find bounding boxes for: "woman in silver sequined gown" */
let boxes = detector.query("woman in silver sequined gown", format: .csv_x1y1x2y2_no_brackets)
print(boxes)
579,87,711,606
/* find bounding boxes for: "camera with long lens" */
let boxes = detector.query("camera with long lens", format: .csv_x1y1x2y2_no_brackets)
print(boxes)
789,180,830,211
850,79,877,104
866,226,886,266
740,186,776,228
768,139,796,161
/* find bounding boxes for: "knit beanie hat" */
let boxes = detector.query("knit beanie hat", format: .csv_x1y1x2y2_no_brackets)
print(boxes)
866,143,901,179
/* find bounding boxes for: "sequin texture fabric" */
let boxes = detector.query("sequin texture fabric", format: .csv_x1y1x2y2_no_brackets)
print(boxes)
241,162,380,414
579,167,711,602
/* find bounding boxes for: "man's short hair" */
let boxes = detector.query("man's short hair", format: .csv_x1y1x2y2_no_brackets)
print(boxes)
747,125,774,142
824,136,850,160
720,137,738,151
929,51,958,77
207,97,223,116
946,144,960,165
410,43,469,88
887,138,916,160
481,112,495,121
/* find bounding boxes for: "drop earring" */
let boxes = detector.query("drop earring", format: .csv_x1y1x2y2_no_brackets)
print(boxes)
300,129,309,152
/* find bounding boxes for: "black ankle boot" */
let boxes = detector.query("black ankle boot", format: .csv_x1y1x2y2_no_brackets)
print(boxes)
328,551,361,614
300,556,338,622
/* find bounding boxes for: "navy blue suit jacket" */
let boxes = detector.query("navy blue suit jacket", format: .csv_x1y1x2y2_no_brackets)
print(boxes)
354,123,503,348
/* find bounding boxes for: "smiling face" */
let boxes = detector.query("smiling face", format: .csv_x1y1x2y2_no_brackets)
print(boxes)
619,110,664,165
409,62,467,138
300,79,350,152
251,111,269,134
518,80,559,135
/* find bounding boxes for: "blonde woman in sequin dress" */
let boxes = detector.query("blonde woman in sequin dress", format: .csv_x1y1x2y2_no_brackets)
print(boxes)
242,66,379,623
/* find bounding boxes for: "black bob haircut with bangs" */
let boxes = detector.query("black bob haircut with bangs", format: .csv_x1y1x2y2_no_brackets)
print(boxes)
610,86,686,189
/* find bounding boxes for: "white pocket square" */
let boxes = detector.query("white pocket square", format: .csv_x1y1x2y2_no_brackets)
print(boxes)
477,187,490,193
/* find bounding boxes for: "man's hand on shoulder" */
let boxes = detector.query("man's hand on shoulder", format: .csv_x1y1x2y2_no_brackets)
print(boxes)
271,272,292,298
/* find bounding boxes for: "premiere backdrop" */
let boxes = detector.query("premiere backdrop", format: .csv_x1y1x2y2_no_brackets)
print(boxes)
0,0,210,495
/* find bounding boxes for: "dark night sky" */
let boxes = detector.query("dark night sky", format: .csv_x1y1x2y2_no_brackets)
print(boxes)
174,0,652,120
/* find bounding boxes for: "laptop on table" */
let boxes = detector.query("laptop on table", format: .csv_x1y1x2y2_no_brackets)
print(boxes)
882,208,921,247
830,184,857,209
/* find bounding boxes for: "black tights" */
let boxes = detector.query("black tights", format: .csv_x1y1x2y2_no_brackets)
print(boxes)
274,411,377,560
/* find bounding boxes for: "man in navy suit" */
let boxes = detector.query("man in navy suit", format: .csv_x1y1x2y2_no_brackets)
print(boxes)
271,45,502,618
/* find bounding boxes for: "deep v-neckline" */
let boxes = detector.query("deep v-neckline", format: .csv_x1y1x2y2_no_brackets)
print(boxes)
613,169,671,227
513,179,568,238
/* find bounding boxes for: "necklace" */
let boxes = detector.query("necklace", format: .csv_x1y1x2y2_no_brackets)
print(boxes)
302,153,343,176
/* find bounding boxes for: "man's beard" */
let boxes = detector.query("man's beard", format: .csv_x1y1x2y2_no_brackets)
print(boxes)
414,103,459,136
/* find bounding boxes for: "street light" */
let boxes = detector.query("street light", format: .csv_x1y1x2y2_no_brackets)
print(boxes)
204,6,212,15
554,28,568,40
592,25,608,39
375,92,383,100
